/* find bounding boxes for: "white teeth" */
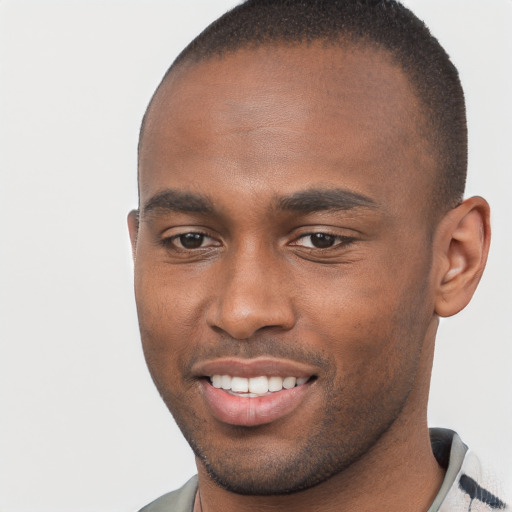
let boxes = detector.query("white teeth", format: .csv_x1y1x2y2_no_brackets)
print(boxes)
282,376,297,389
221,375,231,390
249,376,269,394
210,374,309,394
231,376,249,392
268,376,283,392
211,375,223,388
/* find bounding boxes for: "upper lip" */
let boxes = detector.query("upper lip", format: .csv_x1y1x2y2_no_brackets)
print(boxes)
191,357,319,379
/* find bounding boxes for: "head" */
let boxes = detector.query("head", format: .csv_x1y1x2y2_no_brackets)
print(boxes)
129,0,490,497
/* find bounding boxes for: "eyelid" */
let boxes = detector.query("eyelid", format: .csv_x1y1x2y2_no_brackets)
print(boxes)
161,229,222,250
293,233,354,247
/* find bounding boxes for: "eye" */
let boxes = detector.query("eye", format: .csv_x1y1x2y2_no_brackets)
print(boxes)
164,232,220,250
293,232,354,249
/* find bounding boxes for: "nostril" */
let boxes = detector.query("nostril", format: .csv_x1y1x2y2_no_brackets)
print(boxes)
206,294,296,340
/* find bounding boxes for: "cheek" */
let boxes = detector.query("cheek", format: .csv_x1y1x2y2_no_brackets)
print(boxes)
299,260,432,386
134,261,210,374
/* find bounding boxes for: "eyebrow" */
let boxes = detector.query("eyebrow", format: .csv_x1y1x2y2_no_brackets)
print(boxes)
140,186,378,220
276,188,378,213
142,189,214,217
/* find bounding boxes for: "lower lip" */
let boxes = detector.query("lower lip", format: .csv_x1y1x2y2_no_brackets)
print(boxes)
200,380,312,427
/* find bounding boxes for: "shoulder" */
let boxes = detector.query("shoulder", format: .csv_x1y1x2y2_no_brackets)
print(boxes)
138,476,198,512
429,429,511,512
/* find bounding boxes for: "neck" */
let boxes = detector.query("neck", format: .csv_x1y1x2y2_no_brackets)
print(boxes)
195,321,444,512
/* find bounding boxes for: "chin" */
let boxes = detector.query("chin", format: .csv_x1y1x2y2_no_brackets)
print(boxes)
186,424,380,497
201,454,341,496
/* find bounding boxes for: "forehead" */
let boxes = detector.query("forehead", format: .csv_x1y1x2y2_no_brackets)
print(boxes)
139,44,435,217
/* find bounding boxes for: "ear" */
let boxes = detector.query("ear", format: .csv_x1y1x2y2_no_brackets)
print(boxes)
127,209,139,261
434,196,491,317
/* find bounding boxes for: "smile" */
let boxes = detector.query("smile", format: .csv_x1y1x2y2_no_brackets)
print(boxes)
210,374,310,396
200,374,316,426
192,358,319,426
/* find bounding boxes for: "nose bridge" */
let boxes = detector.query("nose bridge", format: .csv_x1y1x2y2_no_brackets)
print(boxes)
207,239,295,339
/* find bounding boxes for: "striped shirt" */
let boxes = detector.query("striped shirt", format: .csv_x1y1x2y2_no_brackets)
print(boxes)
429,428,510,512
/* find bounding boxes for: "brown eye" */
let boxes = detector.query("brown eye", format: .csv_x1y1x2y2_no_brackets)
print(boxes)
292,232,355,250
309,233,335,248
162,231,221,252
178,233,206,249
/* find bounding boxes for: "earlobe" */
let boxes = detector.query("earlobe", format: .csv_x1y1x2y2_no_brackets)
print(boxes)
434,196,491,318
127,209,140,261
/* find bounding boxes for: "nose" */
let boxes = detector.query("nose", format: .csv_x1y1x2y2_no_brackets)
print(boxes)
206,247,296,340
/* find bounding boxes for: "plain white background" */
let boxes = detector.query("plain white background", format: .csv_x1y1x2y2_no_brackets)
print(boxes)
0,1,511,510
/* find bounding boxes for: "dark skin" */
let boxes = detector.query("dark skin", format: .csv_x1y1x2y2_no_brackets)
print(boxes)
129,44,490,512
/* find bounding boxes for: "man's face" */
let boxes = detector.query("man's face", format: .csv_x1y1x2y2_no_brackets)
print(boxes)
132,44,439,494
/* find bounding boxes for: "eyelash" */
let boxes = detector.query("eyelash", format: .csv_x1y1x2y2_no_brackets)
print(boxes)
292,232,356,250
161,231,219,251
160,231,355,251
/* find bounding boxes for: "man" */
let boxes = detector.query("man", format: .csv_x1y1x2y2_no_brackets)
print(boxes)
128,1,508,511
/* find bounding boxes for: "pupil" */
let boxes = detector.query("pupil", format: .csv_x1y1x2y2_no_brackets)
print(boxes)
180,233,204,249
311,233,335,248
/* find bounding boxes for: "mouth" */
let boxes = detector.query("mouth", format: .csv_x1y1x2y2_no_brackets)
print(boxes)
194,359,318,427
209,374,313,397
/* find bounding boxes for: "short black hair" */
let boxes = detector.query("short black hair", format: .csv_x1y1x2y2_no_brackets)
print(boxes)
142,0,467,212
